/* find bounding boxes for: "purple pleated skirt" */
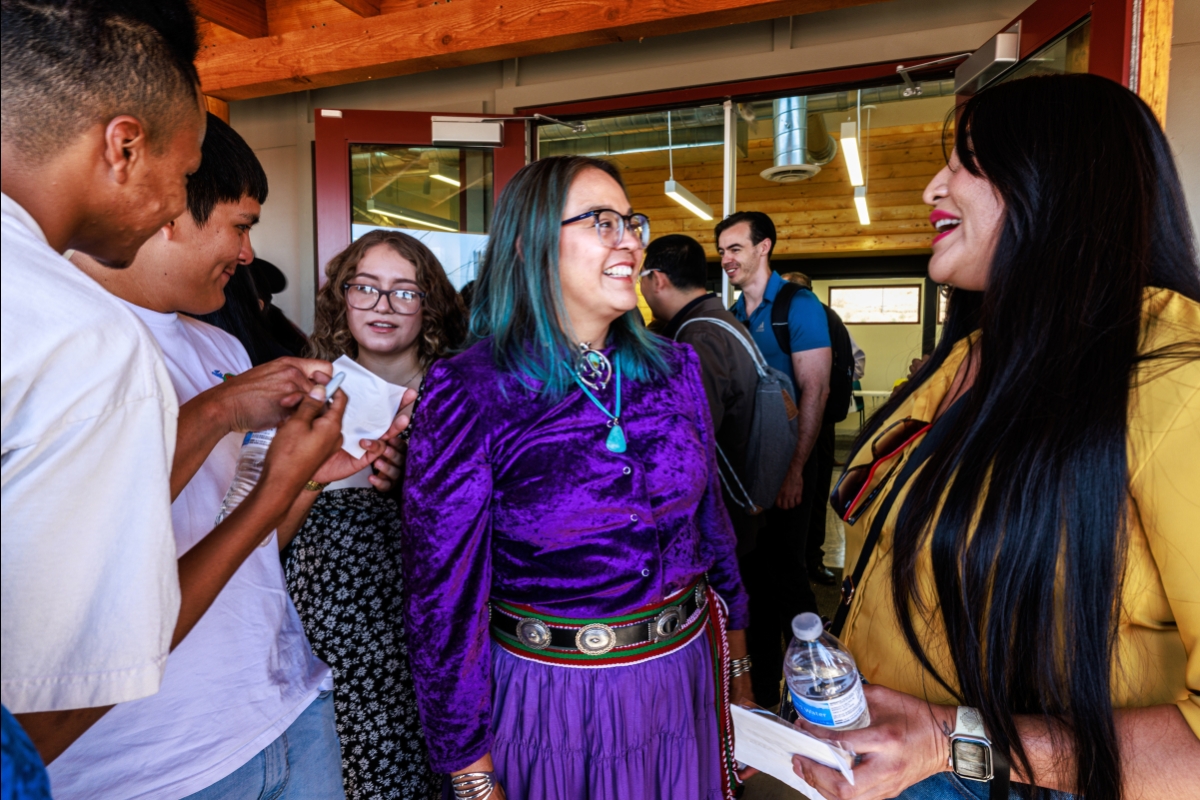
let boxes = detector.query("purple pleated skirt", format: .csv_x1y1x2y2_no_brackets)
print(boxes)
487,631,724,800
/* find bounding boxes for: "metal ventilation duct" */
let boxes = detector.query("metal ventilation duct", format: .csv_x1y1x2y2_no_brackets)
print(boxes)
760,97,838,184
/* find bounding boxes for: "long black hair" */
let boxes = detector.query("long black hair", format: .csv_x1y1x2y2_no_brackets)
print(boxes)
853,73,1199,799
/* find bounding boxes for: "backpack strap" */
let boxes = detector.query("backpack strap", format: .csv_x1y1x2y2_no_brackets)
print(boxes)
675,316,769,377
770,280,802,356
673,316,769,515
829,392,970,638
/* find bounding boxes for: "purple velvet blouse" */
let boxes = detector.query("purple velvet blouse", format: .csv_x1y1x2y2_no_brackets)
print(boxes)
399,338,750,773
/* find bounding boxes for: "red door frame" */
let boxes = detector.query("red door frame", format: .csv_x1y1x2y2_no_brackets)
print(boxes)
314,110,526,282
518,0,1130,121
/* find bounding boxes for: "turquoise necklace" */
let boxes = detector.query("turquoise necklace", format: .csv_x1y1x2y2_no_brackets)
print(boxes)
570,352,626,453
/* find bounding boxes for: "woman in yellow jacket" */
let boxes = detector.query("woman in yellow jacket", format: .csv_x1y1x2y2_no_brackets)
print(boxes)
793,74,1200,800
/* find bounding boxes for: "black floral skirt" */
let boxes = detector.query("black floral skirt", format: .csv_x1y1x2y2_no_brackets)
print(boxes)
285,488,439,800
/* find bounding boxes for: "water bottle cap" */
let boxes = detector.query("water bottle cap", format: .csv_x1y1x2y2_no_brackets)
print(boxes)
792,612,824,641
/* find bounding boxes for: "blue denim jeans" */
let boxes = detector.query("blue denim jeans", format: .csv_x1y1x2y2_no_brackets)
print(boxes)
183,690,345,800
1,706,51,800
898,773,1076,800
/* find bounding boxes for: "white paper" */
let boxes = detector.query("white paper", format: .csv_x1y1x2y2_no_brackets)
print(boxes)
731,705,855,800
330,355,407,458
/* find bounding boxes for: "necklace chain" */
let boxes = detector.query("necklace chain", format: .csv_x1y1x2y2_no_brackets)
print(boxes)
569,352,627,453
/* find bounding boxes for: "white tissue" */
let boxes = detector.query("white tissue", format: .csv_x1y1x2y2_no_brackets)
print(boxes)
330,355,407,458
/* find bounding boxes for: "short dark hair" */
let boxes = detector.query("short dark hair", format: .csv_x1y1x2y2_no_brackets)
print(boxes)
187,113,269,227
644,234,709,291
1,0,201,161
715,211,777,258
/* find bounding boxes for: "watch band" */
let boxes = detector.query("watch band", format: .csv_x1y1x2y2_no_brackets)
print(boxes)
953,706,987,738
951,707,1010,800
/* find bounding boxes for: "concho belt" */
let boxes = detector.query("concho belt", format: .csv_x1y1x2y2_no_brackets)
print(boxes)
490,576,709,665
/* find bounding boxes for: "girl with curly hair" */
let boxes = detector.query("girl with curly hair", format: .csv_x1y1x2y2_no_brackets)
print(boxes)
281,229,466,800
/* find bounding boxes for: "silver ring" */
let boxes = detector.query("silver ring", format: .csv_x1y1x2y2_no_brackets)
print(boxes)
576,623,616,655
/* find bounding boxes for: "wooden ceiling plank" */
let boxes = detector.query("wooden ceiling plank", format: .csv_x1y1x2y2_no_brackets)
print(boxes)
195,0,267,40
267,0,370,36
198,0,891,100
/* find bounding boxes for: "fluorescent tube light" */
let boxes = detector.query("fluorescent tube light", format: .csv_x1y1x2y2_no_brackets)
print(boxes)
430,162,461,187
367,199,459,232
840,121,864,187
664,179,714,221
854,186,870,226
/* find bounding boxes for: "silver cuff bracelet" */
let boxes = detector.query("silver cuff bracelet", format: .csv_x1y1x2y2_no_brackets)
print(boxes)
451,771,495,800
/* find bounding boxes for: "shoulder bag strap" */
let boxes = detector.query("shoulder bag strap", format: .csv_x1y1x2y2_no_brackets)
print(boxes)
829,392,970,637
675,316,770,377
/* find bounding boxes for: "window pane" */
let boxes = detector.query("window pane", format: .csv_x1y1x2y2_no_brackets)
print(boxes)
349,145,492,289
999,18,1091,84
734,83,955,264
829,285,921,324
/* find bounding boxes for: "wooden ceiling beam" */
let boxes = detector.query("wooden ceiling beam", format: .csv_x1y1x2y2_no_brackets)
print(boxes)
195,0,267,41
332,0,382,17
198,0,889,100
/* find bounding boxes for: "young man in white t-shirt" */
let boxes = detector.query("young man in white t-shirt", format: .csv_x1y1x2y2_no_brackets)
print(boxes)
50,114,409,799
1,1,350,772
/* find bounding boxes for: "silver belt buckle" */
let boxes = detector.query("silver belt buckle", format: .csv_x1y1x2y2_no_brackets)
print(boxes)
651,606,684,642
515,617,552,650
576,623,617,655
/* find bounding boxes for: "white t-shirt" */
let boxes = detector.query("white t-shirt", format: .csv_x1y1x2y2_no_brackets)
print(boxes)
1,193,180,713
49,309,332,799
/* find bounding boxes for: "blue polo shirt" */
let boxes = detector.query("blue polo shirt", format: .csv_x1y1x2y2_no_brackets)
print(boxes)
731,271,830,400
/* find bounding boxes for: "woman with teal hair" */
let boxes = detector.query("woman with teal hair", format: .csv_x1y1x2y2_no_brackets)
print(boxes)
400,156,752,800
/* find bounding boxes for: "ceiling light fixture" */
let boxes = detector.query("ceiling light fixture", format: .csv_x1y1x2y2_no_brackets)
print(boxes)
840,121,864,186
854,187,870,226
430,161,461,187
367,199,459,232
665,180,714,221
663,111,714,221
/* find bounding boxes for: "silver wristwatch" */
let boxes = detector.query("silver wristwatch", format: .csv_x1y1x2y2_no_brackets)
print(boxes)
948,706,995,781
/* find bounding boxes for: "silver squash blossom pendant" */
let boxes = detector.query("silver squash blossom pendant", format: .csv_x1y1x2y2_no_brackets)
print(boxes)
573,342,613,391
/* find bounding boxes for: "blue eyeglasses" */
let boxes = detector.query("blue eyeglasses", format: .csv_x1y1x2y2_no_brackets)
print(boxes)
561,209,651,248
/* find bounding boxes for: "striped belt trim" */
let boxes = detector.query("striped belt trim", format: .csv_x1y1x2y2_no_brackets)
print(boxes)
489,577,708,667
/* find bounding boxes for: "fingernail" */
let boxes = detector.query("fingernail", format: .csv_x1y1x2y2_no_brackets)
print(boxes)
309,385,326,401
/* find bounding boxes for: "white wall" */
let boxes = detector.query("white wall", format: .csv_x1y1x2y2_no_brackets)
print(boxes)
231,0,1033,330
1165,0,1200,243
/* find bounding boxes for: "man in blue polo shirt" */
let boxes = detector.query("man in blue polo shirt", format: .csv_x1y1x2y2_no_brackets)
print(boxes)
719,211,831,707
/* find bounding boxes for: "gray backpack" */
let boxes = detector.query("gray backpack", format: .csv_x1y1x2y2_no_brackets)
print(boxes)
676,317,800,513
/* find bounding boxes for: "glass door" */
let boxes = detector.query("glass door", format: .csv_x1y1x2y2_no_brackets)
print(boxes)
315,110,527,289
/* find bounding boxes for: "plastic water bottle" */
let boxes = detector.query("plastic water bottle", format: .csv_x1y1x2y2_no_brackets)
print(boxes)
214,429,275,525
783,612,871,730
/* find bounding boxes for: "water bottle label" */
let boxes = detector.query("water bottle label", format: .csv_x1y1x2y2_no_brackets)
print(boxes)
242,430,274,447
789,683,867,728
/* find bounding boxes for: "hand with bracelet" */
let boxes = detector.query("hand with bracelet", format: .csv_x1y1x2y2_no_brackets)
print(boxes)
451,756,506,800
727,629,754,708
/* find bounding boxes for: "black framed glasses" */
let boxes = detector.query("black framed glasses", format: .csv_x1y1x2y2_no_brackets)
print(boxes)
343,283,426,315
830,417,931,525
561,209,651,248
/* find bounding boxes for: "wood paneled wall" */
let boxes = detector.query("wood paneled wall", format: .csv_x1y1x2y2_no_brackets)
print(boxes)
620,121,944,259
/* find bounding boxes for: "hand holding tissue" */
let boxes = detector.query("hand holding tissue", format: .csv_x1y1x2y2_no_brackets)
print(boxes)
330,355,408,458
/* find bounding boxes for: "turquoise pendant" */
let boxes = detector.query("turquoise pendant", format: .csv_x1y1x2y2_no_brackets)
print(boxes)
606,424,627,453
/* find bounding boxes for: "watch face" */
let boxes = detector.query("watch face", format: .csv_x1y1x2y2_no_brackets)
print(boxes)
952,738,993,781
